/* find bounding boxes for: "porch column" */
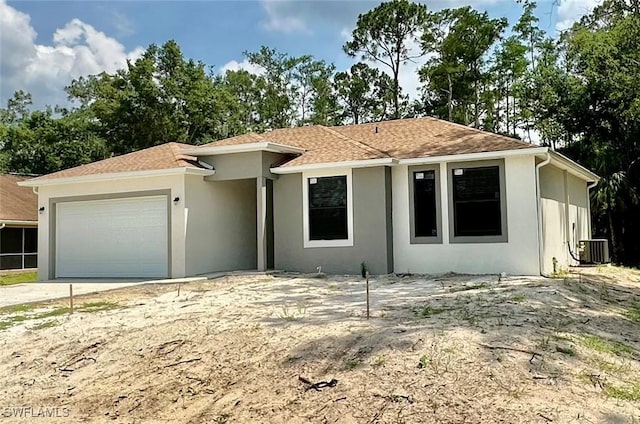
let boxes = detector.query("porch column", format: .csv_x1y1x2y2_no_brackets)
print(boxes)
257,176,268,271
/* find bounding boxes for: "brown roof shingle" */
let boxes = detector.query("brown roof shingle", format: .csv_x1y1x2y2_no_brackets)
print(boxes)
199,117,535,167
0,174,38,222
28,142,199,182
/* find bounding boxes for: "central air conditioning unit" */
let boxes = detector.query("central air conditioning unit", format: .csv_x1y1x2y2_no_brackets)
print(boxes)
578,239,611,264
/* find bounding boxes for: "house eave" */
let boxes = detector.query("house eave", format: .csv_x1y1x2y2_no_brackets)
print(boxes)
183,142,306,156
17,167,215,187
398,147,549,165
547,150,600,182
271,158,398,174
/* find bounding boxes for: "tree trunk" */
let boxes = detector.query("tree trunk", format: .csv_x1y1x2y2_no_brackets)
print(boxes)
447,73,453,122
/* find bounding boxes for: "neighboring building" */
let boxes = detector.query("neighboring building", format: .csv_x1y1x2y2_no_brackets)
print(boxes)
0,174,38,270
19,118,599,280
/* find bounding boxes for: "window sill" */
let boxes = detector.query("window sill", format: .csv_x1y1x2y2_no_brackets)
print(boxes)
450,235,508,244
304,239,354,248
410,236,442,244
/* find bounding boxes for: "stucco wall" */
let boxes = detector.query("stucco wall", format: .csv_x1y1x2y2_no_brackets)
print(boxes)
393,155,540,275
273,166,392,275
200,151,285,181
540,165,590,274
35,174,186,280
184,175,256,275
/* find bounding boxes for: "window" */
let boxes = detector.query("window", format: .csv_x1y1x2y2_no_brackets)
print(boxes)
0,227,38,269
409,165,441,244
449,161,507,243
308,176,347,240
303,169,353,248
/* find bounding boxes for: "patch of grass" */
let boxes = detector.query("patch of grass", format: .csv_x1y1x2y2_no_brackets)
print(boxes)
605,383,640,401
417,354,429,369
509,294,526,303
344,358,362,370
0,271,37,286
0,303,37,315
78,301,120,312
623,304,640,322
0,301,122,331
413,305,443,318
449,282,488,293
31,320,60,330
278,303,307,321
579,334,635,358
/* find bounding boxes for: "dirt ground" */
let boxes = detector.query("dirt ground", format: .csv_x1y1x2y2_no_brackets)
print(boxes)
1,266,639,423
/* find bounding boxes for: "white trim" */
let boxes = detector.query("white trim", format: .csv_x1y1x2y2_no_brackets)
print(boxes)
273,158,397,174
399,147,549,165
548,150,599,182
17,167,215,187
0,220,38,227
182,142,306,156
302,168,354,248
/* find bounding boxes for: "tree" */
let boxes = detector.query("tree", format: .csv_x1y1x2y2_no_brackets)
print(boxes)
334,63,395,124
343,0,427,119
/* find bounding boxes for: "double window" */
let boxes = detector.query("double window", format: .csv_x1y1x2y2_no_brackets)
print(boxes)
409,160,507,244
303,170,353,248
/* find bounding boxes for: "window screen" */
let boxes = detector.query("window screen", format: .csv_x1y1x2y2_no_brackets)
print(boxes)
452,166,502,237
413,170,437,237
308,176,348,240
0,227,22,254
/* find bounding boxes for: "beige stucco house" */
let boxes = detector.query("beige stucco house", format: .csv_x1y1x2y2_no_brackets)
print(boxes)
19,117,599,280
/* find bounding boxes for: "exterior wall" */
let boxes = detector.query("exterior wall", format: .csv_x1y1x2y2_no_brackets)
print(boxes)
35,174,186,280
393,155,540,275
184,175,256,275
273,166,392,275
201,151,284,181
540,165,590,274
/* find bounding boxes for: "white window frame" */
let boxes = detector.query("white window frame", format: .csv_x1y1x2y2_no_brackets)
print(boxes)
302,167,354,248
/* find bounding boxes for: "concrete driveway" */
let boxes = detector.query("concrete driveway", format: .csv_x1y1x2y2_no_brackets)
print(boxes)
0,277,208,308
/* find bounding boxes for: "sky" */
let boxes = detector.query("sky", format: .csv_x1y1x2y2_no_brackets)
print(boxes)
0,0,602,110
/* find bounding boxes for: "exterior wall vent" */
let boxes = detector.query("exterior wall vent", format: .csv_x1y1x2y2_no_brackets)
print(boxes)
578,239,611,264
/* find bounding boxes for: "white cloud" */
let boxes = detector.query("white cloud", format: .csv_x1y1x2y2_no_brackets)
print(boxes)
219,58,265,76
262,0,309,34
556,0,602,31
0,0,143,109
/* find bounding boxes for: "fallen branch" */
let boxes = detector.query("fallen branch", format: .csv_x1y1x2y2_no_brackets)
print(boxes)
479,343,542,357
165,358,201,368
298,376,338,391
537,412,553,422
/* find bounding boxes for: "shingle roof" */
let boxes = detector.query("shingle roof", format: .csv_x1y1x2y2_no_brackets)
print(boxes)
28,142,199,182
199,117,535,167
0,174,38,222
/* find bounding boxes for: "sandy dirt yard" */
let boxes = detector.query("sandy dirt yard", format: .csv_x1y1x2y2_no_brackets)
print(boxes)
1,267,639,423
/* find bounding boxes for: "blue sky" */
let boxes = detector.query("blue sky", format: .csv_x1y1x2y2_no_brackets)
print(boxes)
0,0,600,109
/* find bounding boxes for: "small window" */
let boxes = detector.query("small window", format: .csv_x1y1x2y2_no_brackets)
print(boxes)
308,176,348,240
452,166,502,237
413,170,437,237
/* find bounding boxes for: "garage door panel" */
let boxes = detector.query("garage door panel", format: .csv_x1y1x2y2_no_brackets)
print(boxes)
56,196,169,278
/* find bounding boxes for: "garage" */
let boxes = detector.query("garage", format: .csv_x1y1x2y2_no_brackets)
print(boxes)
55,195,169,278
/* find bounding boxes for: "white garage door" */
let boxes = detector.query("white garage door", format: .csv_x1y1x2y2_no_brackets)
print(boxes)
56,196,169,278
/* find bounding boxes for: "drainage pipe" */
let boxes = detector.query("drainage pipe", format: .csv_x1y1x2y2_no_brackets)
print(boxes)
536,152,552,276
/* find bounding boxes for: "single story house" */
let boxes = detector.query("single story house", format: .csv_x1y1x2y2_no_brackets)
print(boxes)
19,118,599,280
1,174,38,270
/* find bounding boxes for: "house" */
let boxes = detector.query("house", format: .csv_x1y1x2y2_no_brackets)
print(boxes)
1,174,38,270
19,118,599,280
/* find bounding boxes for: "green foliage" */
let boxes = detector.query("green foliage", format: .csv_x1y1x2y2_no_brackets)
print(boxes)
344,0,427,119
604,383,640,401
